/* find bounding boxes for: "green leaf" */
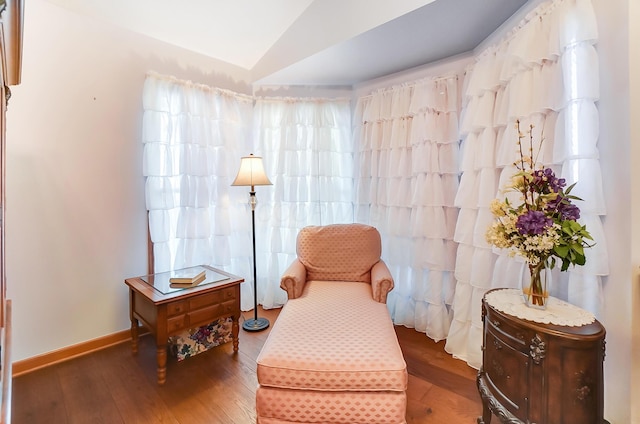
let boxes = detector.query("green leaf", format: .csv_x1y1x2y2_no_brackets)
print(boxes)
569,220,582,232
565,194,584,202
573,244,584,256
554,245,569,258
564,182,577,194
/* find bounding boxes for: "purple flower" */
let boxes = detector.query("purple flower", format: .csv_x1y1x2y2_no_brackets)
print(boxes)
516,210,552,235
531,168,566,193
559,202,581,221
547,196,581,221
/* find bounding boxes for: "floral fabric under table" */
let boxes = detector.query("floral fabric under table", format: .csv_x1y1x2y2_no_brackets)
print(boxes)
168,317,233,361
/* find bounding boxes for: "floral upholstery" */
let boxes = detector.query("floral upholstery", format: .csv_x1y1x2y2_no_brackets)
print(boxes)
256,224,407,424
168,317,232,361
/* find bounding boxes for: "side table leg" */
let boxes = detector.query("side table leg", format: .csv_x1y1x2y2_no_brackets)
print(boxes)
232,315,239,352
156,345,167,385
131,318,139,355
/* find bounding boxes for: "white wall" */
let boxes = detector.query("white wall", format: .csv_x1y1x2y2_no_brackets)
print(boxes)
5,0,252,362
592,0,635,422
626,0,640,421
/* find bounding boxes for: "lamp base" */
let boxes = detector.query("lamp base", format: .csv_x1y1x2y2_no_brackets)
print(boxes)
242,317,270,332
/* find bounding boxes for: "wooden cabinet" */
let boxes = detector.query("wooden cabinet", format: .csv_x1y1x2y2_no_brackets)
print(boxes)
125,267,243,385
477,289,606,424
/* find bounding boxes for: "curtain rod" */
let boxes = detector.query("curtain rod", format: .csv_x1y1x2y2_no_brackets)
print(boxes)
253,95,351,104
146,71,353,104
146,71,255,102
358,73,459,101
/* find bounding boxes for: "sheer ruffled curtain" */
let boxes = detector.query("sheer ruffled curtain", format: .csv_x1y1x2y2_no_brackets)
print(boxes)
353,78,461,341
142,76,353,311
445,0,609,369
250,97,354,309
142,72,258,310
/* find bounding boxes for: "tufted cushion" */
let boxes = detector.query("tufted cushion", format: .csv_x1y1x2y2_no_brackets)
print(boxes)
256,280,407,392
296,223,382,283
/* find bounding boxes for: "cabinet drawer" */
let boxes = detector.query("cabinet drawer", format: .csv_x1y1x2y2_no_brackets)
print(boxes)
167,315,185,333
188,291,222,310
486,309,529,353
221,287,236,301
221,299,237,315
484,329,530,420
167,301,187,317
188,304,223,326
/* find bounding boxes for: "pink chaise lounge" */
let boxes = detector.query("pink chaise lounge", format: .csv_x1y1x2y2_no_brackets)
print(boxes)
255,223,408,424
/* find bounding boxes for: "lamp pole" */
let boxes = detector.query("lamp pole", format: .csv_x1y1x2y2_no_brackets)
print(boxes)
243,187,269,331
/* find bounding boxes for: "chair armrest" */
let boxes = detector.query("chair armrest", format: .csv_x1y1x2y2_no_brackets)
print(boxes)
371,260,394,303
280,259,307,299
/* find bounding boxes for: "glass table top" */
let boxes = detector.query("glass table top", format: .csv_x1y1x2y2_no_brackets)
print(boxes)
139,265,231,295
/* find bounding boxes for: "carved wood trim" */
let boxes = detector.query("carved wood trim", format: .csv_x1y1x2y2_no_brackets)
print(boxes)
529,333,546,365
477,371,523,424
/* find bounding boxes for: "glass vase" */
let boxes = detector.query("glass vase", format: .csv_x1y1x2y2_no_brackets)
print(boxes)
523,261,550,309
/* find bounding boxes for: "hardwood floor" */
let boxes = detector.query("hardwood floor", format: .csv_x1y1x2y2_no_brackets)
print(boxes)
12,307,482,423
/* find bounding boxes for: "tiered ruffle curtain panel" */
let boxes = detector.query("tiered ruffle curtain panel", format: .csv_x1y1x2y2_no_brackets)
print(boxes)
444,0,608,368
141,73,258,310
352,78,460,341
142,76,353,311
250,97,354,309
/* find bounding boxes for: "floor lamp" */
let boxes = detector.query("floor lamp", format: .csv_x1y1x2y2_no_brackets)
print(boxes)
232,154,272,332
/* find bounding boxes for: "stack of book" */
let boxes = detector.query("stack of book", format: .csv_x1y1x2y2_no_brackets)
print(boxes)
169,269,206,288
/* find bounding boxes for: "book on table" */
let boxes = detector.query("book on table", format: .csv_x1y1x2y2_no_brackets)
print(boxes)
138,266,234,294
169,269,206,287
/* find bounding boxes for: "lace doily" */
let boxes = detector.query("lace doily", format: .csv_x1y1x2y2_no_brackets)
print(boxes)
485,288,595,327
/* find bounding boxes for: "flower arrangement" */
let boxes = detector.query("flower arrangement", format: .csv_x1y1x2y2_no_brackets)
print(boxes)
485,121,594,306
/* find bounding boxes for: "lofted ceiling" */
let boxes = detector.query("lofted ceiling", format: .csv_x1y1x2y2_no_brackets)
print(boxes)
45,0,529,86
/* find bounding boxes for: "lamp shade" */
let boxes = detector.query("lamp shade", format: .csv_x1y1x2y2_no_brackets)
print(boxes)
231,154,272,187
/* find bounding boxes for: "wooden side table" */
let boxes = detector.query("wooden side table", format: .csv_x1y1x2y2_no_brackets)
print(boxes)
477,288,606,424
125,265,243,385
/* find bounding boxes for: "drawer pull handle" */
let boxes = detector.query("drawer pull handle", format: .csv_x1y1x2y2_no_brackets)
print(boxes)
492,320,501,327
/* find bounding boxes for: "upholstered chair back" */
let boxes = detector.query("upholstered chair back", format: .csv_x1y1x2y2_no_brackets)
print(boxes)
296,223,382,283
